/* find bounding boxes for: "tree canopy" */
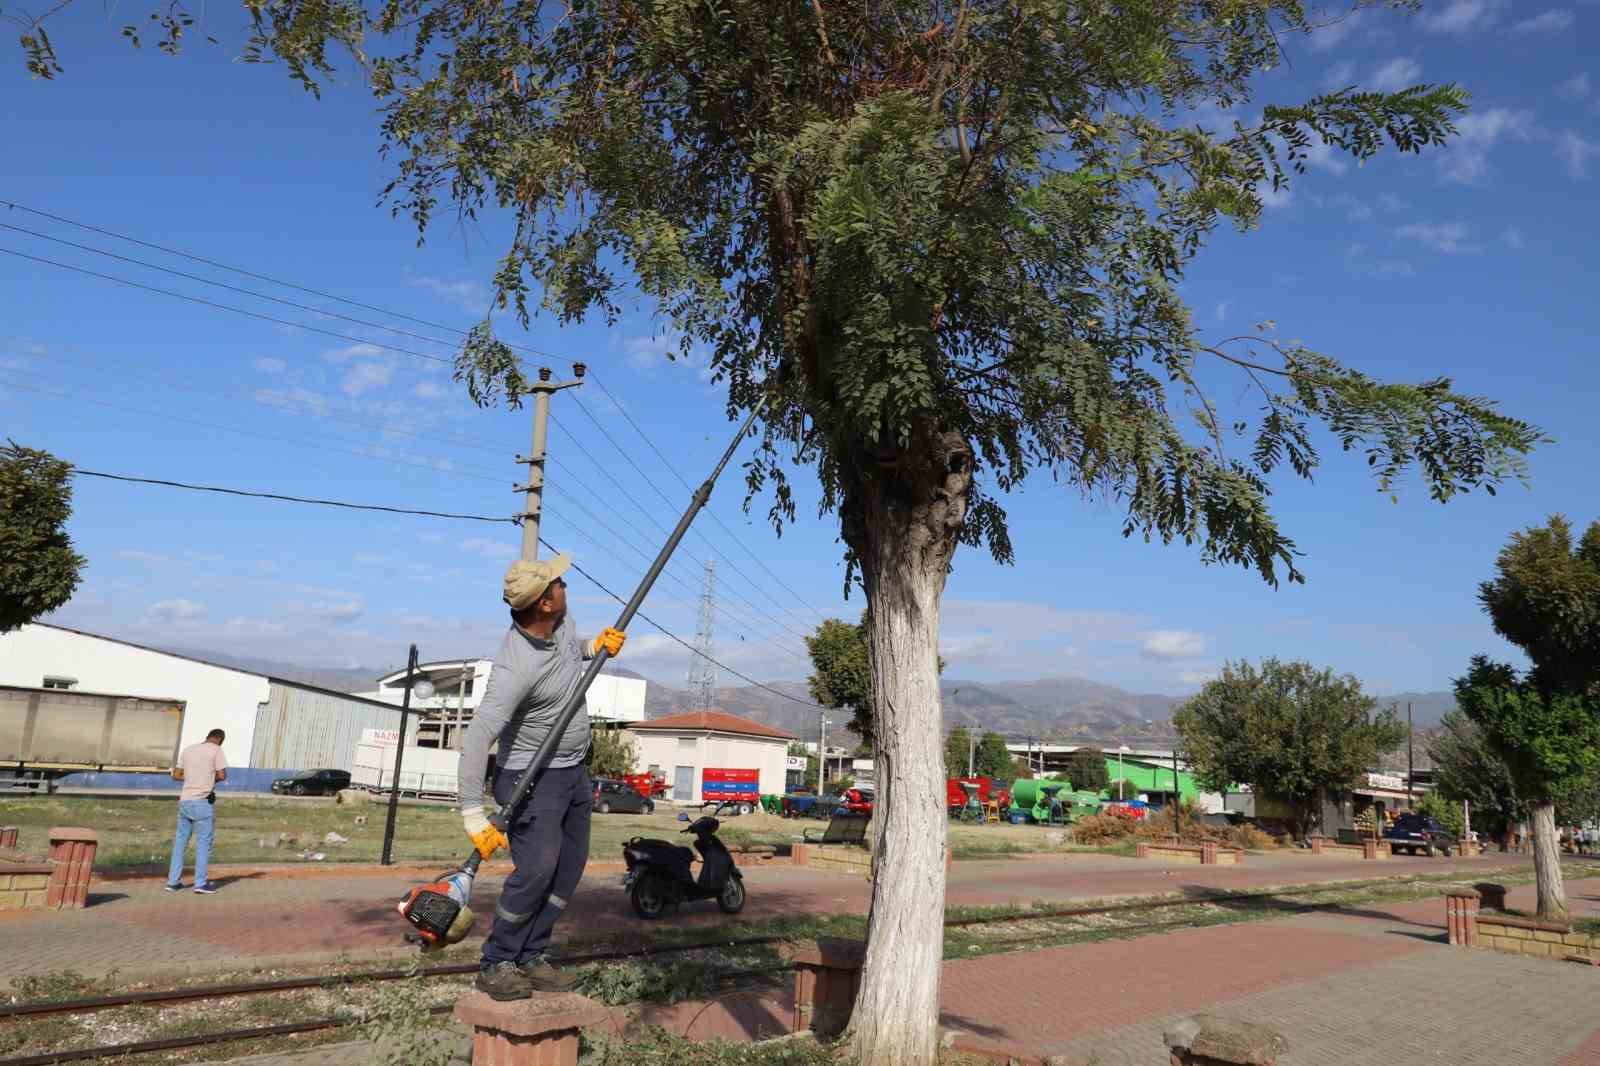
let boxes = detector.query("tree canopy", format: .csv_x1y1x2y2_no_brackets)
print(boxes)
805,614,874,744
1173,658,1404,839
973,731,1013,780
586,723,639,779
945,726,973,775
1465,515,1600,920
0,443,85,634
1065,747,1110,794
1428,709,1520,842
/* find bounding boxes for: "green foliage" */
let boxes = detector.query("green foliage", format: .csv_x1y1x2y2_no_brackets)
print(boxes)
945,727,972,774
20,0,1540,597
1428,709,1521,839
587,724,638,779
1478,515,1600,697
805,613,875,744
0,443,85,634
359,961,456,1066
1066,748,1110,794
1454,657,1600,807
1173,658,1405,838
974,731,1013,780
580,1026,841,1066
572,959,718,1006
1414,791,1464,838
8,969,98,1004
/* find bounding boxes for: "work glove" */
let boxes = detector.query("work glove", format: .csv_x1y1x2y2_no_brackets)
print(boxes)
462,805,508,860
591,626,626,657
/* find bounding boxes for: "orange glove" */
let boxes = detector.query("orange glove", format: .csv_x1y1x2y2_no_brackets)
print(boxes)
462,806,508,860
591,627,626,657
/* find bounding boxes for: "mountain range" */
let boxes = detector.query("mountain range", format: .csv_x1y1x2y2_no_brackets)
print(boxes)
165,644,1455,748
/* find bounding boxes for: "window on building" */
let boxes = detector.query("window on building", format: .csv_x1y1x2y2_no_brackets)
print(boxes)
41,676,77,691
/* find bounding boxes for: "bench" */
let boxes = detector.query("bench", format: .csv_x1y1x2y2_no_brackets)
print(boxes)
804,812,870,845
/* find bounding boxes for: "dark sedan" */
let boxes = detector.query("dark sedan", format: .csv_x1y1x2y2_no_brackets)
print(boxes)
594,777,655,814
271,769,353,796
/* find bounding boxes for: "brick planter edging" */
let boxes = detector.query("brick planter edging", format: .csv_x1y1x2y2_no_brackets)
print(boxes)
1446,893,1600,963
46,827,99,910
0,860,54,910
454,990,611,1065
1134,840,1244,865
783,937,866,1038
1307,836,1390,860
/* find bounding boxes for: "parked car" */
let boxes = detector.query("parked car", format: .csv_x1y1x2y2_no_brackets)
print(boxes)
1384,812,1457,856
271,769,352,796
840,787,874,815
594,777,656,815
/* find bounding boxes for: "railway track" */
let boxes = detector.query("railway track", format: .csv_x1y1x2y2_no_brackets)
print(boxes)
0,872,1485,1065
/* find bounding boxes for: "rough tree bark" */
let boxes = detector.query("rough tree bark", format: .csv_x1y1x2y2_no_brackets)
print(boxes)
1530,802,1568,922
842,427,973,1066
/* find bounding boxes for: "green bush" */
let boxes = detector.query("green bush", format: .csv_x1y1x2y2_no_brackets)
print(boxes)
1415,791,1466,837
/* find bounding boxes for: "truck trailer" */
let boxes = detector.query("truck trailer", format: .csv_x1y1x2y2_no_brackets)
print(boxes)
0,684,185,792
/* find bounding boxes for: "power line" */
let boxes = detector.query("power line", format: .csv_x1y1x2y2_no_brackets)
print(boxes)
65,460,821,706
0,246,456,368
0,221,468,356
71,469,518,522
3,200,829,629
0,198,564,361
585,370,832,623
551,540,823,710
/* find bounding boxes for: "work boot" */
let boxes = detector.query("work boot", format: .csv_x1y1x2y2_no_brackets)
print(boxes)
474,960,533,1001
516,955,579,993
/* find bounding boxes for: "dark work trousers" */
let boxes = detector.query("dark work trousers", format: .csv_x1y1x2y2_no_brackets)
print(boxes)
482,763,592,966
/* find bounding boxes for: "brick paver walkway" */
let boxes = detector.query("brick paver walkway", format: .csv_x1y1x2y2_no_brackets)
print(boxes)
0,849,1551,980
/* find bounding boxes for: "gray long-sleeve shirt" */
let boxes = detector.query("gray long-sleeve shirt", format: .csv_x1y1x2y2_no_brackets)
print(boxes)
457,615,594,812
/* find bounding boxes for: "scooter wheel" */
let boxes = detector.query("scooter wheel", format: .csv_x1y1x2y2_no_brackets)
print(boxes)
631,874,669,920
717,875,746,915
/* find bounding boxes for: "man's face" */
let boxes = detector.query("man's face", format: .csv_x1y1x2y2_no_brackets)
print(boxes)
537,576,568,623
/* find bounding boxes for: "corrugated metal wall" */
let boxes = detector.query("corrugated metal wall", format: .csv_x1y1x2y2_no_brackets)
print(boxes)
250,683,405,770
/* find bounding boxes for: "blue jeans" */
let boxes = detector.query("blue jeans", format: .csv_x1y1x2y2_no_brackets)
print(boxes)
167,799,215,887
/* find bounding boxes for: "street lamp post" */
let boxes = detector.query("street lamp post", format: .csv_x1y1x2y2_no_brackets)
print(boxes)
381,652,434,865
1117,744,1130,801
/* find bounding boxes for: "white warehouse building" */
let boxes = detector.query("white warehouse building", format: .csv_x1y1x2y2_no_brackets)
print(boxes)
0,623,408,773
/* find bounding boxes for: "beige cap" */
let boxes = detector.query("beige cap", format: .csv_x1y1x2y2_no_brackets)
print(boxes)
502,553,572,610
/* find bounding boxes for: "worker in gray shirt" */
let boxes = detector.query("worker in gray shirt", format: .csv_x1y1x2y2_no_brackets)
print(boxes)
459,552,625,1000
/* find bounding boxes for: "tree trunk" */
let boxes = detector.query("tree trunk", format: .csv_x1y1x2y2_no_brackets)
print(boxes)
1531,802,1568,922
843,429,972,1066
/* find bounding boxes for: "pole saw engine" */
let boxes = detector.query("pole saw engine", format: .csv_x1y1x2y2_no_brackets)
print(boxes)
398,855,480,949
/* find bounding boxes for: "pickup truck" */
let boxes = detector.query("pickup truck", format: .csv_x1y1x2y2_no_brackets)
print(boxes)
1384,813,1457,856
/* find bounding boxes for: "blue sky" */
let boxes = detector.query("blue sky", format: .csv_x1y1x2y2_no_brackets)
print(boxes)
2,1,1596,699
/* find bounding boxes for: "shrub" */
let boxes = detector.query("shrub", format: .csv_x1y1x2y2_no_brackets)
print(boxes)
1104,779,1141,801
1070,812,1137,845
1229,823,1279,851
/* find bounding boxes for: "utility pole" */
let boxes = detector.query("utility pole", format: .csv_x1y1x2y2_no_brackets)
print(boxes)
452,662,469,751
517,364,586,561
967,730,976,778
1406,701,1414,811
819,712,828,790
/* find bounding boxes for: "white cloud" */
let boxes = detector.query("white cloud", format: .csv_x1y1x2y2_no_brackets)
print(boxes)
341,362,394,398
1422,0,1504,33
1307,8,1364,51
148,598,206,622
1370,57,1422,93
1323,61,1356,89
1504,227,1526,249
1559,131,1599,176
623,333,679,371
414,381,445,399
1256,181,1293,209
323,343,386,363
1376,260,1416,276
254,357,287,373
1141,630,1206,660
1177,669,1216,686
1214,300,1231,322
308,599,365,623
1558,73,1593,100
460,537,517,560
1512,9,1575,33
254,386,329,416
116,549,167,564
406,274,493,313
1377,193,1408,212
1396,221,1472,253
1301,138,1350,175
1331,193,1371,220
1441,108,1536,183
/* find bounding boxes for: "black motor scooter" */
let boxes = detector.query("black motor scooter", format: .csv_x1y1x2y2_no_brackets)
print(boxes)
621,803,745,919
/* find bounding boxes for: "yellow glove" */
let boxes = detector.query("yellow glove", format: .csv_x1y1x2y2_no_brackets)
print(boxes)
461,806,508,860
591,627,626,657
